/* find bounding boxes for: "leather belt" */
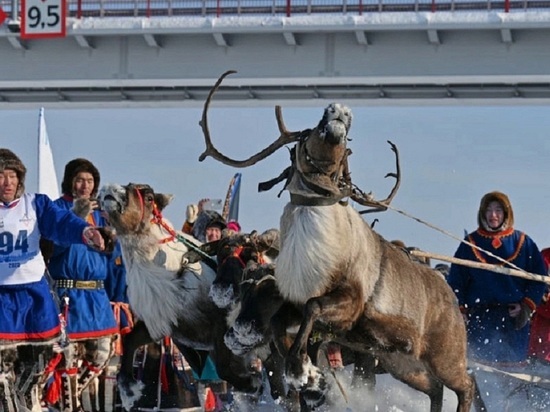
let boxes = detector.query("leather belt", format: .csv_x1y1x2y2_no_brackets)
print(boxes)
54,279,104,290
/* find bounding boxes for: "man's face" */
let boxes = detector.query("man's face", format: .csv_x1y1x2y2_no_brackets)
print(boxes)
205,226,222,242
0,169,19,203
73,172,95,199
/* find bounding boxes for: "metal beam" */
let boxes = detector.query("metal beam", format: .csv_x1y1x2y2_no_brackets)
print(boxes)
283,32,297,46
501,28,513,43
427,29,440,45
143,34,161,48
212,32,228,47
75,35,93,49
6,35,25,49
354,30,369,46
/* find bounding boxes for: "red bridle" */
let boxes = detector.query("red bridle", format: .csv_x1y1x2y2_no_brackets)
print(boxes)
220,245,266,268
134,186,176,244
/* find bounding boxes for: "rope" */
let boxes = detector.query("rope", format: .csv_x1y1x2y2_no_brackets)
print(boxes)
410,250,550,285
368,202,529,274
469,361,550,388
175,233,217,264
151,203,216,264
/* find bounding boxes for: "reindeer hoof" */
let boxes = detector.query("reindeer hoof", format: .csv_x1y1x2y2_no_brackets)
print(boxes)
301,386,327,408
285,356,328,407
224,328,256,356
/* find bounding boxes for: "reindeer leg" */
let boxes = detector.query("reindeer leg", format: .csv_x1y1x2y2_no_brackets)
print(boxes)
284,300,333,408
117,321,152,411
350,351,377,392
286,284,362,399
377,352,446,412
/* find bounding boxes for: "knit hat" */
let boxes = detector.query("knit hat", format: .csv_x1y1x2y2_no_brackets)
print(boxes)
477,191,514,232
226,220,241,233
0,148,26,198
61,158,100,197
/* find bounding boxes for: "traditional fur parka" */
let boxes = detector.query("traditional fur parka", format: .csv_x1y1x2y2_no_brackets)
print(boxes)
448,191,547,363
48,158,117,339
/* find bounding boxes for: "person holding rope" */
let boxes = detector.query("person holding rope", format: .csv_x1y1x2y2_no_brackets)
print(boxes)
447,190,547,408
43,158,119,411
0,149,111,412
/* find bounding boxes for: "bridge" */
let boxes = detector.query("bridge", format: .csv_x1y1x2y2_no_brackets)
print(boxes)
2,0,550,107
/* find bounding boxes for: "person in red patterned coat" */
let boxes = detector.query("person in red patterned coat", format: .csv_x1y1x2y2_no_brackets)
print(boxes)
528,248,550,364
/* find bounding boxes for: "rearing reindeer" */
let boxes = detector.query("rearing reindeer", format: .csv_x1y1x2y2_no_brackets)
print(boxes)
198,71,485,412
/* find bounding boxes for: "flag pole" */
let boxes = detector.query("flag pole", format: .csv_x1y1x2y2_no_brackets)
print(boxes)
37,108,60,199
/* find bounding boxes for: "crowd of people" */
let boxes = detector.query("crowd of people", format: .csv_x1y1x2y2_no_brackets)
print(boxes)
1,146,549,411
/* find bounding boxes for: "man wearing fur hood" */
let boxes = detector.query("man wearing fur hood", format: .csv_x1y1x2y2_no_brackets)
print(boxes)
0,149,109,412
44,158,119,411
448,191,547,406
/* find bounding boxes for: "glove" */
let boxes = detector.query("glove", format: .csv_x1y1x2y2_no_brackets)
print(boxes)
186,204,199,224
97,226,116,254
83,226,116,254
509,300,534,330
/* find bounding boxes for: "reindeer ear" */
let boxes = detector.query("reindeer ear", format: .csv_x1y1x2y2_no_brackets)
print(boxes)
256,228,280,259
154,193,174,211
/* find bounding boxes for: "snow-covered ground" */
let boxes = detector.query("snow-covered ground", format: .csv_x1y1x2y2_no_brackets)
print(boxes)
228,361,550,411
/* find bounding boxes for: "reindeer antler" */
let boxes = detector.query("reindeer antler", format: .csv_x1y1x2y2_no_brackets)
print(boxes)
354,141,401,214
198,70,304,168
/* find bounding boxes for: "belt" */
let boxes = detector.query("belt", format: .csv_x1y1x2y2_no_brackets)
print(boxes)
54,279,104,290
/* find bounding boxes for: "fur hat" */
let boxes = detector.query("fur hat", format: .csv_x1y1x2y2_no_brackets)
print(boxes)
192,210,226,242
0,148,26,198
477,191,514,232
61,158,100,197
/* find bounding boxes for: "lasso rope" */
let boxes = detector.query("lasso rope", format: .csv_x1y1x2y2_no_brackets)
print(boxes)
151,204,216,264
372,202,528,273
360,201,550,284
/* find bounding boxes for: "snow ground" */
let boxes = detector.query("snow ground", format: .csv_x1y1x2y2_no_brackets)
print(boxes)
229,362,550,412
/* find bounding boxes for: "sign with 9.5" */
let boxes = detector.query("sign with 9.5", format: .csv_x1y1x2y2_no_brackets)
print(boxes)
21,0,66,39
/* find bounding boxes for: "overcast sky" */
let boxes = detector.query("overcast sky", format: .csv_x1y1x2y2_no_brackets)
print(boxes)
2,103,550,260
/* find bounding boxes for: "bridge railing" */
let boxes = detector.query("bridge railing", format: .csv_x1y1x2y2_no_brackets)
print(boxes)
1,0,548,20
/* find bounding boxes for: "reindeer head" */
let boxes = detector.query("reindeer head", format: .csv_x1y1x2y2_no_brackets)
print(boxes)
99,183,173,236
199,71,401,212
285,103,354,203
210,229,279,309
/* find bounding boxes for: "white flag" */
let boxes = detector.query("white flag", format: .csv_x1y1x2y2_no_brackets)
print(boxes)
37,108,60,199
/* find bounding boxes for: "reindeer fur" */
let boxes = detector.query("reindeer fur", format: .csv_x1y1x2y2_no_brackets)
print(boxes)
99,183,262,410
270,105,481,412
198,78,483,411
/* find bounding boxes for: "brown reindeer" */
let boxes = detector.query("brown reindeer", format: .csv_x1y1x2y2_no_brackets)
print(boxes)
197,71,486,412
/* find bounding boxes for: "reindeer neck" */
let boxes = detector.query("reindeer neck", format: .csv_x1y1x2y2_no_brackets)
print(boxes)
287,171,348,207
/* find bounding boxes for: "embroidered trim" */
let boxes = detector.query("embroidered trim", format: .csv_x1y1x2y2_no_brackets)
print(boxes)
469,231,525,265
476,227,514,239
